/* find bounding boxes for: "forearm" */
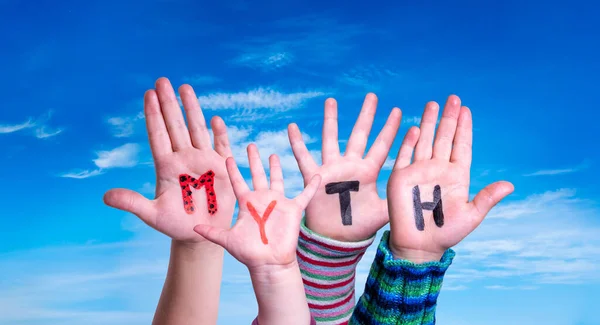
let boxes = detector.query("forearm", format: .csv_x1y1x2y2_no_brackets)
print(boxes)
250,261,312,325
297,218,375,324
350,231,455,325
152,240,224,325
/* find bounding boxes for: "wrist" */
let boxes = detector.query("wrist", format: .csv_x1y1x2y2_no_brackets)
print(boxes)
171,239,224,261
388,244,445,264
248,260,301,285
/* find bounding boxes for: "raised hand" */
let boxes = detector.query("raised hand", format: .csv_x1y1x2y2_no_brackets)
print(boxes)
103,78,235,243
194,144,321,269
387,95,514,262
288,94,401,241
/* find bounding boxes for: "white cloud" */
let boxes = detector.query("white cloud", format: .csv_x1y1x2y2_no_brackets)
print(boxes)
382,156,395,170
198,88,324,112
0,113,63,138
404,116,422,125
139,182,155,195
485,285,538,290
0,215,255,325
487,188,579,219
233,51,293,70
60,169,104,179
450,187,600,286
93,143,141,168
0,119,35,133
339,65,402,91
107,113,144,138
36,126,63,139
524,162,589,176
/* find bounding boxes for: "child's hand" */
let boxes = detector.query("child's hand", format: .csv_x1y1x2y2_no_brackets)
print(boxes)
387,95,514,262
288,94,401,242
103,78,235,243
194,144,321,269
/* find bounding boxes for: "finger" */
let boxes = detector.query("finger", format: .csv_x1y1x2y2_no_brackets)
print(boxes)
345,93,378,158
288,123,318,176
394,126,420,170
193,224,230,249
366,107,402,167
450,106,473,167
269,154,285,194
103,189,156,226
414,101,440,161
471,181,515,223
295,174,322,209
226,157,250,198
155,77,192,151
211,116,233,158
144,89,172,157
321,98,340,164
247,144,268,190
179,84,212,150
432,95,461,160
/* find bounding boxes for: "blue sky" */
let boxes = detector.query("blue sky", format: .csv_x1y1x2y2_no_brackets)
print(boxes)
1,0,599,324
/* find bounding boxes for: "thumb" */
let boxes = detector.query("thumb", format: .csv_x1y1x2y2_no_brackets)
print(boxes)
378,198,391,225
294,174,322,208
193,224,230,249
104,188,156,225
471,181,515,222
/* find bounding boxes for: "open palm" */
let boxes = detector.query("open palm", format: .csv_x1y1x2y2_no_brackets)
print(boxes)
103,78,235,243
288,94,401,242
194,145,321,269
388,95,514,262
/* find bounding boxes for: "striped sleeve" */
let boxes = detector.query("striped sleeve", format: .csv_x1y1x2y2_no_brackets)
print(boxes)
349,231,455,325
297,218,376,325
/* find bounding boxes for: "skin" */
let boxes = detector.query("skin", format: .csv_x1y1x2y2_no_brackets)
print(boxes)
288,94,401,242
387,95,515,262
195,145,321,325
103,77,235,325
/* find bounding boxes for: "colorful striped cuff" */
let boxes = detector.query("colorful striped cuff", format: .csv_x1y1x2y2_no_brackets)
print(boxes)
349,231,455,325
297,218,376,325
252,317,317,325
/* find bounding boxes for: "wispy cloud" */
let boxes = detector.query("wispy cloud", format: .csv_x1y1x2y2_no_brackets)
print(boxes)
0,215,254,325
524,162,589,176
403,116,422,125
449,187,600,286
93,143,141,168
485,285,538,290
61,143,141,179
36,126,64,139
486,188,580,220
198,88,324,112
60,169,105,179
107,112,144,138
232,51,293,70
0,119,35,133
1,112,63,138
339,65,402,91
209,125,319,195
139,182,155,195
228,15,376,73
382,156,395,170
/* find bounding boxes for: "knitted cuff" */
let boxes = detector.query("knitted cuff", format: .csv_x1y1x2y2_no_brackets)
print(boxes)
350,231,455,325
297,218,376,325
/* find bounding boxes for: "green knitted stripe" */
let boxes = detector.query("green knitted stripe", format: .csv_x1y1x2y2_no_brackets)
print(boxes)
349,231,455,324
